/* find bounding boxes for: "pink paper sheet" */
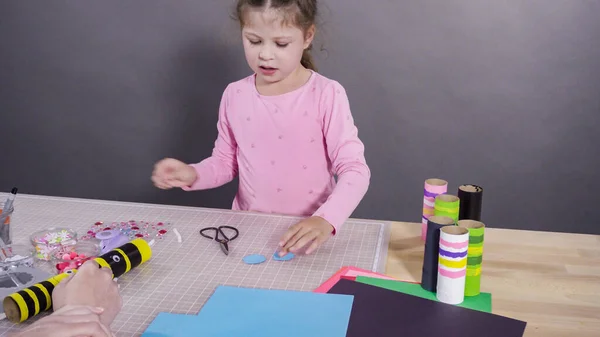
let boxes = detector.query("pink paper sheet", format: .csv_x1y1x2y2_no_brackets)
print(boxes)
314,266,398,293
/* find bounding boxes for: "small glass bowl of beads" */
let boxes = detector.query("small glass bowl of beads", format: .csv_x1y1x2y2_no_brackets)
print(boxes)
0,244,35,272
30,227,78,261
50,241,101,274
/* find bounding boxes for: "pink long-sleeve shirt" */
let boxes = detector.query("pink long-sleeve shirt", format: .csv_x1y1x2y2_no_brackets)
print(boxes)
184,70,370,233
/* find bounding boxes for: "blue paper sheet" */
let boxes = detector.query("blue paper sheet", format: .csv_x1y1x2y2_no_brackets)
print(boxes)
196,286,353,336
143,286,354,337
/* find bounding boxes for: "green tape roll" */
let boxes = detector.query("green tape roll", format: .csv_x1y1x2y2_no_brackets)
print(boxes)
458,220,485,296
434,194,460,223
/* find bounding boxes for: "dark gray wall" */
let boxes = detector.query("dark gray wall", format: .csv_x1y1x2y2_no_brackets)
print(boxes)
1,1,599,234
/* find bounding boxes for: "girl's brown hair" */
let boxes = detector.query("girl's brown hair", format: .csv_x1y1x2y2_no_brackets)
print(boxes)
234,0,318,71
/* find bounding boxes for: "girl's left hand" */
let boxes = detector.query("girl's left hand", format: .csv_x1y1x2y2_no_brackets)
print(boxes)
278,216,334,256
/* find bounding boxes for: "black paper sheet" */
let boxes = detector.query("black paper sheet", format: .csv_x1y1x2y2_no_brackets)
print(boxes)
328,279,527,337
458,184,483,220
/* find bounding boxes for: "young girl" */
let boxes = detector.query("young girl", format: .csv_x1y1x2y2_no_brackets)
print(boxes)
151,0,370,256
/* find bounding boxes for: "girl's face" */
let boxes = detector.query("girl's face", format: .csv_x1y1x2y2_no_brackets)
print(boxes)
241,8,314,87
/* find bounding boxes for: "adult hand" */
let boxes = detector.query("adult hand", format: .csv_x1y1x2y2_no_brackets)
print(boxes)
278,216,334,256
52,260,122,327
11,305,113,337
151,158,197,189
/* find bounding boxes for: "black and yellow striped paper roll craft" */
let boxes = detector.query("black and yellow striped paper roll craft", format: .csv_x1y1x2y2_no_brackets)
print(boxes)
3,238,152,323
457,220,485,296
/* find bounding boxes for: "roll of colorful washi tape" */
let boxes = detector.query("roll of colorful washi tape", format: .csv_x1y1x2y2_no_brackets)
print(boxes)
457,220,485,296
422,178,448,240
421,215,454,292
434,194,460,224
436,226,469,305
2,238,152,323
458,184,483,221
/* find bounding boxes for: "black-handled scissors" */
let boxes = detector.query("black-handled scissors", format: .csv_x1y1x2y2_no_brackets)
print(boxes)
199,226,239,255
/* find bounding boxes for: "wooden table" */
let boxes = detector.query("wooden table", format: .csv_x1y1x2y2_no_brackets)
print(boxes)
384,221,600,337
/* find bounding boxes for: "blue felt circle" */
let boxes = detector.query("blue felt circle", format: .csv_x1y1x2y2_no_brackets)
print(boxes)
273,251,295,261
243,254,266,265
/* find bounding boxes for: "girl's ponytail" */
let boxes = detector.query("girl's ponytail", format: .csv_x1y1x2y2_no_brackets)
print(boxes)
301,45,317,71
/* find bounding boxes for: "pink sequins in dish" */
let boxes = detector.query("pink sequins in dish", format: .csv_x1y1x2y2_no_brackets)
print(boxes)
81,220,170,241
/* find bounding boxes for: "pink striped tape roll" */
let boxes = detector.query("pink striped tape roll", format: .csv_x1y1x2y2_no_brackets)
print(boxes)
422,178,448,240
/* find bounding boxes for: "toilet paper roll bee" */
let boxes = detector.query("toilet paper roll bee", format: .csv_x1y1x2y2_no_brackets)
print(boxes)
3,238,152,323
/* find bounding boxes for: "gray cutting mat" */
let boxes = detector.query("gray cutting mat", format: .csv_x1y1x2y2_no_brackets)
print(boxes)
0,194,390,336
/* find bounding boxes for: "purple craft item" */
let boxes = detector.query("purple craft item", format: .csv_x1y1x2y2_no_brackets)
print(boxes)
95,229,130,254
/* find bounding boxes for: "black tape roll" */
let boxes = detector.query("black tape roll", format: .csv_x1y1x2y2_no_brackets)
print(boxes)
421,216,454,292
458,184,483,221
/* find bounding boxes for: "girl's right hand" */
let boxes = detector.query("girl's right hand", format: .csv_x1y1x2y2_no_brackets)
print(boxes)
151,158,198,189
